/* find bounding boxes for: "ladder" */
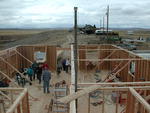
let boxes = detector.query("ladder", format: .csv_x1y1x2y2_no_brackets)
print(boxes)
48,81,69,113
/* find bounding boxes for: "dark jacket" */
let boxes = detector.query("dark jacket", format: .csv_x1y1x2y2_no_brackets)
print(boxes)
37,67,42,74
32,62,38,70
42,70,51,81
27,68,34,76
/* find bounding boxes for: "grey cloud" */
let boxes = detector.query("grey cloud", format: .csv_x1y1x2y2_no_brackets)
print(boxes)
0,0,150,28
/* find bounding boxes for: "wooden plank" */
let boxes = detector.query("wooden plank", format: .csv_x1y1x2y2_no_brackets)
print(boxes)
78,49,121,50
102,91,104,113
94,50,116,70
46,46,57,71
58,86,150,104
70,45,76,113
115,91,119,113
77,81,150,86
6,88,28,113
103,60,131,82
0,88,24,91
78,59,142,61
57,48,71,50
129,88,150,112
17,104,21,113
0,57,32,83
15,50,33,64
0,91,11,100
125,90,131,113
78,45,86,70
88,94,90,113
0,70,18,86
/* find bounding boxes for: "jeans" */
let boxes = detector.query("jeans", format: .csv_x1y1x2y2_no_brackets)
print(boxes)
37,74,41,84
43,80,50,93
29,76,32,85
65,66,69,73
33,70,36,80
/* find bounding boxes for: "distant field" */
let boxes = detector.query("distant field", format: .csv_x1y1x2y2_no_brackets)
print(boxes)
0,29,48,36
116,30,150,39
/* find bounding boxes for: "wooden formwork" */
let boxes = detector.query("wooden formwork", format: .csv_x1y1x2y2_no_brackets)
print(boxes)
0,44,149,83
0,44,149,113
0,47,18,80
0,88,30,113
78,44,150,82
59,44,150,113
0,45,57,81
17,45,57,72
58,84,150,113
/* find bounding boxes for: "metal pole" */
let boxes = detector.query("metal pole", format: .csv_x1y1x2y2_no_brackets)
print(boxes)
100,19,102,29
103,16,105,33
74,6,78,113
106,5,109,40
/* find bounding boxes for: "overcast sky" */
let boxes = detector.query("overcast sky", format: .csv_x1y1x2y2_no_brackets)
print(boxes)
0,0,150,28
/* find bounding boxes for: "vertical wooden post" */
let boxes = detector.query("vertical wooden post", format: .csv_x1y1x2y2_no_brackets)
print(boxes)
17,104,21,113
85,45,87,82
142,90,146,113
126,90,131,113
88,94,90,113
26,92,30,113
102,90,104,113
115,91,119,113
10,91,14,104
22,92,30,113
130,93,135,113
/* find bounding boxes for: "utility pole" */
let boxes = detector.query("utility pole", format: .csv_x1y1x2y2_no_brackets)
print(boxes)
100,19,102,29
103,16,105,33
74,6,78,113
106,5,109,40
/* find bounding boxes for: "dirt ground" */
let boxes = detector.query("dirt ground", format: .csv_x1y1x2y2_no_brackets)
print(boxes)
0,29,150,50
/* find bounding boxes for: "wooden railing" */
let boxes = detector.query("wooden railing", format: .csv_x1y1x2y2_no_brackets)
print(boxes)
0,88,30,113
58,84,150,113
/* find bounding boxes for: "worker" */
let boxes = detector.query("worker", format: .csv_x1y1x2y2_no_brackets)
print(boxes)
42,62,49,70
37,64,42,84
0,80,9,87
57,61,62,76
27,66,34,85
62,59,66,71
42,67,51,93
31,61,38,80
65,58,70,73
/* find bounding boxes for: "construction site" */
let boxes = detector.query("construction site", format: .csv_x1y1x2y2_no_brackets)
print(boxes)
0,3,150,113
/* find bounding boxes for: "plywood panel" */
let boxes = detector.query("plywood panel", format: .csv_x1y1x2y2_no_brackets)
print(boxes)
78,45,86,70
46,46,56,71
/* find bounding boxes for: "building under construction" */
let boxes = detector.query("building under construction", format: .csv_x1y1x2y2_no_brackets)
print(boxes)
0,44,150,113
0,5,150,113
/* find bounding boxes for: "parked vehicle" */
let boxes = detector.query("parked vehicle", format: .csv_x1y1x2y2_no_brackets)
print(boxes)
117,43,137,50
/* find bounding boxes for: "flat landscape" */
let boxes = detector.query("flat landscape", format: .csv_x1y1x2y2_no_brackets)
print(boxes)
0,29,150,50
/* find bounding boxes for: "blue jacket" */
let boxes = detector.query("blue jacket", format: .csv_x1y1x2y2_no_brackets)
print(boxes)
27,68,33,76
42,70,51,81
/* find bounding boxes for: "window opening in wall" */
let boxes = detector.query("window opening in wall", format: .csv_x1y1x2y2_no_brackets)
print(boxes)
34,51,46,63
129,61,135,76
